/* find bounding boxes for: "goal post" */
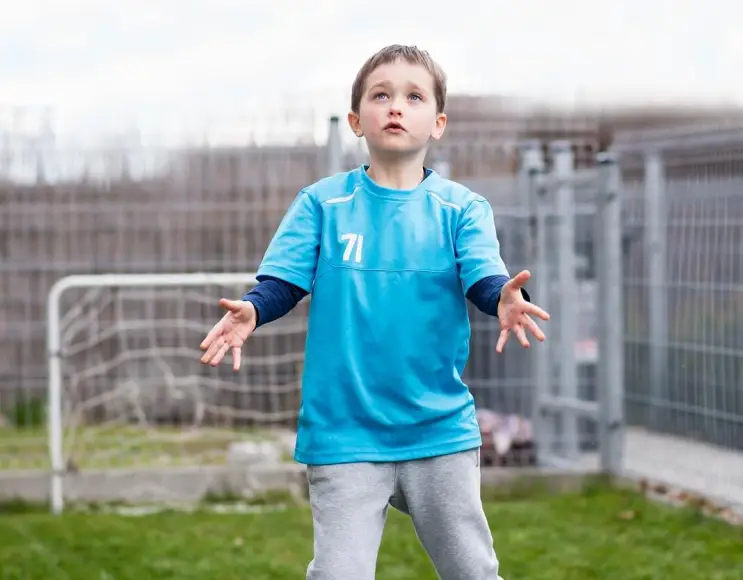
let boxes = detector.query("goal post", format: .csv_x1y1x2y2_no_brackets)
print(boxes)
46,272,308,514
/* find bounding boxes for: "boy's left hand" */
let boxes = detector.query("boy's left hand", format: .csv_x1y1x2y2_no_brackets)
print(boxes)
496,270,550,353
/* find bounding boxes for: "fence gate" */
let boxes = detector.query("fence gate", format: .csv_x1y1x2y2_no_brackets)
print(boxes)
466,142,624,474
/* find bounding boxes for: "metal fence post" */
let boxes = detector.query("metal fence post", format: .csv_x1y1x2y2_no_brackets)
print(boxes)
644,149,668,430
551,141,579,459
519,140,549,463
596,152,625,475
327,115,343,175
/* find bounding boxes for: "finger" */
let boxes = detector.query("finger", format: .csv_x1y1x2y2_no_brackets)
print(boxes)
210,341,231,367
514,324,530,348
200,321,224,350
523,302,550,321
200,337,225,364
504,269,531,291
521,313,545,342
219,298,246,314
232,346,241,372
495,328,509,354
201,332,230,364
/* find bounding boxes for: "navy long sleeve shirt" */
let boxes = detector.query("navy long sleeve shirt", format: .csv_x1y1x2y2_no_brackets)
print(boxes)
243,274,530,328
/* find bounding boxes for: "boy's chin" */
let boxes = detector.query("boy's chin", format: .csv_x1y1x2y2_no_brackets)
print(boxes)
368,140,428,158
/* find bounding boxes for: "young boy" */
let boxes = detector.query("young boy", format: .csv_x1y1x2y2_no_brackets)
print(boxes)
200,44,549,580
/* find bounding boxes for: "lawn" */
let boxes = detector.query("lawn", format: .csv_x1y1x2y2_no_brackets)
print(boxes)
1,486,741,579
0,425,289,470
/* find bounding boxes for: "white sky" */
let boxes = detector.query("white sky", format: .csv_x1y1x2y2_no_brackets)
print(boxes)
1,0,742,145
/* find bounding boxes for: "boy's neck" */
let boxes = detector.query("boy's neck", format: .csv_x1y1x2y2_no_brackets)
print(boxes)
366,157,426,191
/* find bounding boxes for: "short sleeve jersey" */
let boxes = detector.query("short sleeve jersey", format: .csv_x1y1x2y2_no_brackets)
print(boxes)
257,166,509,465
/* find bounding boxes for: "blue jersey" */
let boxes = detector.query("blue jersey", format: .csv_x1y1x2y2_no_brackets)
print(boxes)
256,166,510,465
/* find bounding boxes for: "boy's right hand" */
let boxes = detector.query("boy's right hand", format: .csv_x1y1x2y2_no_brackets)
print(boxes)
199,299,257,371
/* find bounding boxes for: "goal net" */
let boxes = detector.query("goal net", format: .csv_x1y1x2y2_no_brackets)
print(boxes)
46,273,308,511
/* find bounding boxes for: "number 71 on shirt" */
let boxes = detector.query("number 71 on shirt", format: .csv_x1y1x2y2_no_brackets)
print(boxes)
341,233,364,263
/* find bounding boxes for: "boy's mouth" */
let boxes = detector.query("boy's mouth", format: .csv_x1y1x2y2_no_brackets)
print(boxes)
383,122,406,133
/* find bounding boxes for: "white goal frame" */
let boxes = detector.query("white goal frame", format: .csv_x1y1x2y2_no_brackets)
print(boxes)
47,272,259,514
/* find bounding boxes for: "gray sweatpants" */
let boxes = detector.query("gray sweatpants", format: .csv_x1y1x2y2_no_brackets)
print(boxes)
305,448,502,580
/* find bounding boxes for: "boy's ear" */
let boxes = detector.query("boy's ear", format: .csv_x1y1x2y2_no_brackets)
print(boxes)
431,112,447,141
347,111,363,137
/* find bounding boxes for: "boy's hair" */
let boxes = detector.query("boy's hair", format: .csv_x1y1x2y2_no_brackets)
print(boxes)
350,45,447,115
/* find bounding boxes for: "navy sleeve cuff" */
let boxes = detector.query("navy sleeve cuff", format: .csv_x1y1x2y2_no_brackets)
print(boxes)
242,275,309,328
466,275,530,317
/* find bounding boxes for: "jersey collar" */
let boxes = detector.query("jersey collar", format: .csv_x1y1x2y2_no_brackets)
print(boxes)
358,165,443,200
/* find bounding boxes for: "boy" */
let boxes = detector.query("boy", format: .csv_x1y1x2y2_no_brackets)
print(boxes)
200,45,549,580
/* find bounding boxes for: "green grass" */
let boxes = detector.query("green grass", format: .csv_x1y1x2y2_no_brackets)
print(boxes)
0,425,286,471
0,486,741,579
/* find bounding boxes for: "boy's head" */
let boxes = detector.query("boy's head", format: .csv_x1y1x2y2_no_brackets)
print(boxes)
348,45,447,161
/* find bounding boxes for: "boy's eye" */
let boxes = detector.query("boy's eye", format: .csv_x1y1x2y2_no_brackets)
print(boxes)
373,92,388,100
409,94,422,101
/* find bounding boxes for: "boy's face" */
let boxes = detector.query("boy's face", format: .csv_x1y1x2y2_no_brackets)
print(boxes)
348,59,446,160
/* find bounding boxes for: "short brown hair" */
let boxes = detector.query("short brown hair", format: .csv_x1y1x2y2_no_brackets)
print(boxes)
350,45,447,115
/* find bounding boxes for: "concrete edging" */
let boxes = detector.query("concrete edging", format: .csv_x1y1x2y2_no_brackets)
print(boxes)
0,464,602,506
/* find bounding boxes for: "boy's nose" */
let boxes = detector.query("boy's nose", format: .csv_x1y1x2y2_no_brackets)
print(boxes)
388,96,405,114
388,103,403,116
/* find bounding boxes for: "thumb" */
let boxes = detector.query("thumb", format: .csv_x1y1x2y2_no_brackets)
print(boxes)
505,270,531,290
219,298,247,314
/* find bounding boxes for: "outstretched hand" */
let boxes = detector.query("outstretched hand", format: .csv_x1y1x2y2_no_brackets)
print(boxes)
496,270,550,353
199,299,257,371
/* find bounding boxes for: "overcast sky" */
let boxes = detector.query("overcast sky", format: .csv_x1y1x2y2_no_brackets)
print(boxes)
1,0,742,146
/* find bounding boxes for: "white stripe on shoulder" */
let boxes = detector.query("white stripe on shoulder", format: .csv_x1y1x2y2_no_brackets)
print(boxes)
324,192,356,205
428,191,461,211
325,184,361,205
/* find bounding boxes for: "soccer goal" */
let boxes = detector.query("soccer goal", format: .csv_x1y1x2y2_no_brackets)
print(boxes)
46,273,309,514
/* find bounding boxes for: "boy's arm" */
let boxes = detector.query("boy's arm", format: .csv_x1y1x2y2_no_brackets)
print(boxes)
456,198,529,315
247,189,320,325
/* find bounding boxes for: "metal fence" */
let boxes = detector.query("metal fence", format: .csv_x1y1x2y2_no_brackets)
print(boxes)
1,115,742,515
612,124,743,511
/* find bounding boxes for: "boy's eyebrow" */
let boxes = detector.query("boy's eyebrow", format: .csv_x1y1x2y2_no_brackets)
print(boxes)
367,80,430,93
407,82,428,93
367,80,390,92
